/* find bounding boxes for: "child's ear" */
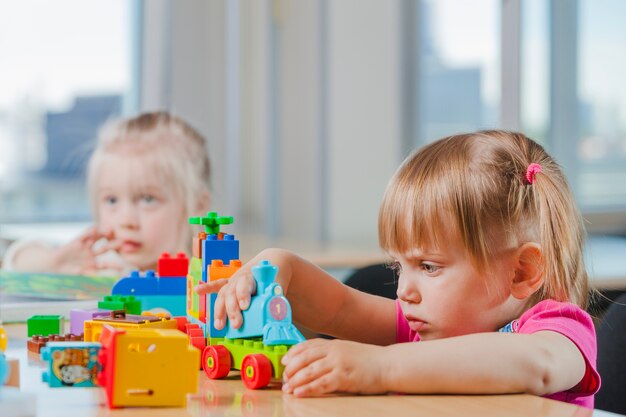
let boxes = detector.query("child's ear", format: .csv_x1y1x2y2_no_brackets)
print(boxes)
510,242,544,300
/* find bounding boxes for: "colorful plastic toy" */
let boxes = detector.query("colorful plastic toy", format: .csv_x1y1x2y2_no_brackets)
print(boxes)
28,334,84,354
97,324,199,408
0,352,9,386
0,324,7,352
41,342,101,387
183,213,305,389
27,315,64,337
70,309,110,335
111,253,188,316
83,310,178,342
98,295,142,315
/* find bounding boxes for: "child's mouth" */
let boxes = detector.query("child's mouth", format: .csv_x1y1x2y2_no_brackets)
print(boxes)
120,241,142,253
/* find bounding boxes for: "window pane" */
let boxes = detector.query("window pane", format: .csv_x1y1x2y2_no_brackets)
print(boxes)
415,0,500,144
578,0,626,209
522,0,626,210
0,0,134,223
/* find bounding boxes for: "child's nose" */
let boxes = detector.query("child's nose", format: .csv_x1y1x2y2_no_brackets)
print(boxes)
118,203,139,229
396,277,421,304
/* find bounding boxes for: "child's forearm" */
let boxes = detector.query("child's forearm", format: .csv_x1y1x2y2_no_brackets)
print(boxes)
6,241,56,272
259,248,396,344
382,331,585,395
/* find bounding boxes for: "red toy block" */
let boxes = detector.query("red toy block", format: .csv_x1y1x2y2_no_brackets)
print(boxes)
158,252,189,277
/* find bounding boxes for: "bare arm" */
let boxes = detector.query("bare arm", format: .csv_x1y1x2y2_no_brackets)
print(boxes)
198,248,397,345
282,330,587,397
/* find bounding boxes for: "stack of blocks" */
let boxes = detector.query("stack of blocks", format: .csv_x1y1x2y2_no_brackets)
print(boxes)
111,253,188,316
186,212,241,347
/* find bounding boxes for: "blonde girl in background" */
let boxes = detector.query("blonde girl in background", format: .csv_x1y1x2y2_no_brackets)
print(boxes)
198,130,600,407
4,111,211,275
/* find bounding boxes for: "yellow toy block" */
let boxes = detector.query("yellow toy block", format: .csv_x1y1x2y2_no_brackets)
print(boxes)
98,325,199,408
83,310,177,342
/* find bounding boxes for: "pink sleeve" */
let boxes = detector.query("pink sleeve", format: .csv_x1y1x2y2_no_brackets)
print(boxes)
396,299,420,343
517,300,600,397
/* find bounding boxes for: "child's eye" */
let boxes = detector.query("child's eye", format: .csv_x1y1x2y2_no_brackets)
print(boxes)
103,196,117,205
421,263,440,274
140,194,157,204
387,261,402,275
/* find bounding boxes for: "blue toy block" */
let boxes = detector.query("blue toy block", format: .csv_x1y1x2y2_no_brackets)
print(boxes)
41,342,101,388
112,270,159,295
157,277,186,295
0,353,9,386
201,234,239,284
135,295,187,317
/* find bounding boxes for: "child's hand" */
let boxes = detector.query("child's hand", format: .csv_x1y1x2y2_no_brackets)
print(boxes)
195,264,257,330
50,226,122,275
281,338,387,397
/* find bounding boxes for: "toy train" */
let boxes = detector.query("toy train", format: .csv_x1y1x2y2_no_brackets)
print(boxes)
182,212,305,389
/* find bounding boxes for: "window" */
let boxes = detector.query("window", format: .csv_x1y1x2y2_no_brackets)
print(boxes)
0,0,136,224
521,0,626,218
413,0,500,145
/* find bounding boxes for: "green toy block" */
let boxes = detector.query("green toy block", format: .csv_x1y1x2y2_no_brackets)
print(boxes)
189,211,233,235
98,295,142,315
27,315,64,337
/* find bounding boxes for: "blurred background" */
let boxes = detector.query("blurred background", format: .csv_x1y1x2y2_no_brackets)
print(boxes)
1,0,626,255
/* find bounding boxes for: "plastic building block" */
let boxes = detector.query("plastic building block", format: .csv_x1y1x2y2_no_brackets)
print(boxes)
113,270,186,316
97,325,199,408
202,234,239,270
27,315,64,337
0,325,7,352
157,277,186,294
187,257,203,320
189,211,234,235
28,334,83,354
70,309,109,335
98,295,142,314
208,260,242,339
158,252,189,277
0,352,8,386
111,271,159,296
84,310,177,342
133,295,186,317
41,342,101,388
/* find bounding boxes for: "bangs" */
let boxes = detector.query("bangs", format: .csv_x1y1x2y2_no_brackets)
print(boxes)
378,165,459,255
378,136,495,271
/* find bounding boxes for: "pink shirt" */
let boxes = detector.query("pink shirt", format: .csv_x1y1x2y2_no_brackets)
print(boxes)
396,299,600,408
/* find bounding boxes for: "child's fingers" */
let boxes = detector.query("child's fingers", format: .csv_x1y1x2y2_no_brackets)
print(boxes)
283,358,334,397
92,239,122,256
195,279,229,295
235,274,256,310
282,339,328,379
224,291,244,329
213,289,227,330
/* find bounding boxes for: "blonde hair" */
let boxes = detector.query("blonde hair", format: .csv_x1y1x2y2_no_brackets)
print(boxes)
379,130,589,309
87,111,211,247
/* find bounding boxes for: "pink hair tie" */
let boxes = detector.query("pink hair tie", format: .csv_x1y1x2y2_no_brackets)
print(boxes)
525,163,542,185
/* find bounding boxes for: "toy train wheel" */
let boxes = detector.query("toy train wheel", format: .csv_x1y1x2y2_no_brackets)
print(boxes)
202,345,231,379
241,354,272,389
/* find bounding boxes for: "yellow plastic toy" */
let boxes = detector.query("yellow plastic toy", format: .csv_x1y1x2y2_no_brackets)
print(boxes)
83,310,178,342
0,324,7,352
97,325,199,408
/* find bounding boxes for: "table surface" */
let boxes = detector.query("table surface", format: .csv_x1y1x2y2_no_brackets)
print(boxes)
2,324,617,417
